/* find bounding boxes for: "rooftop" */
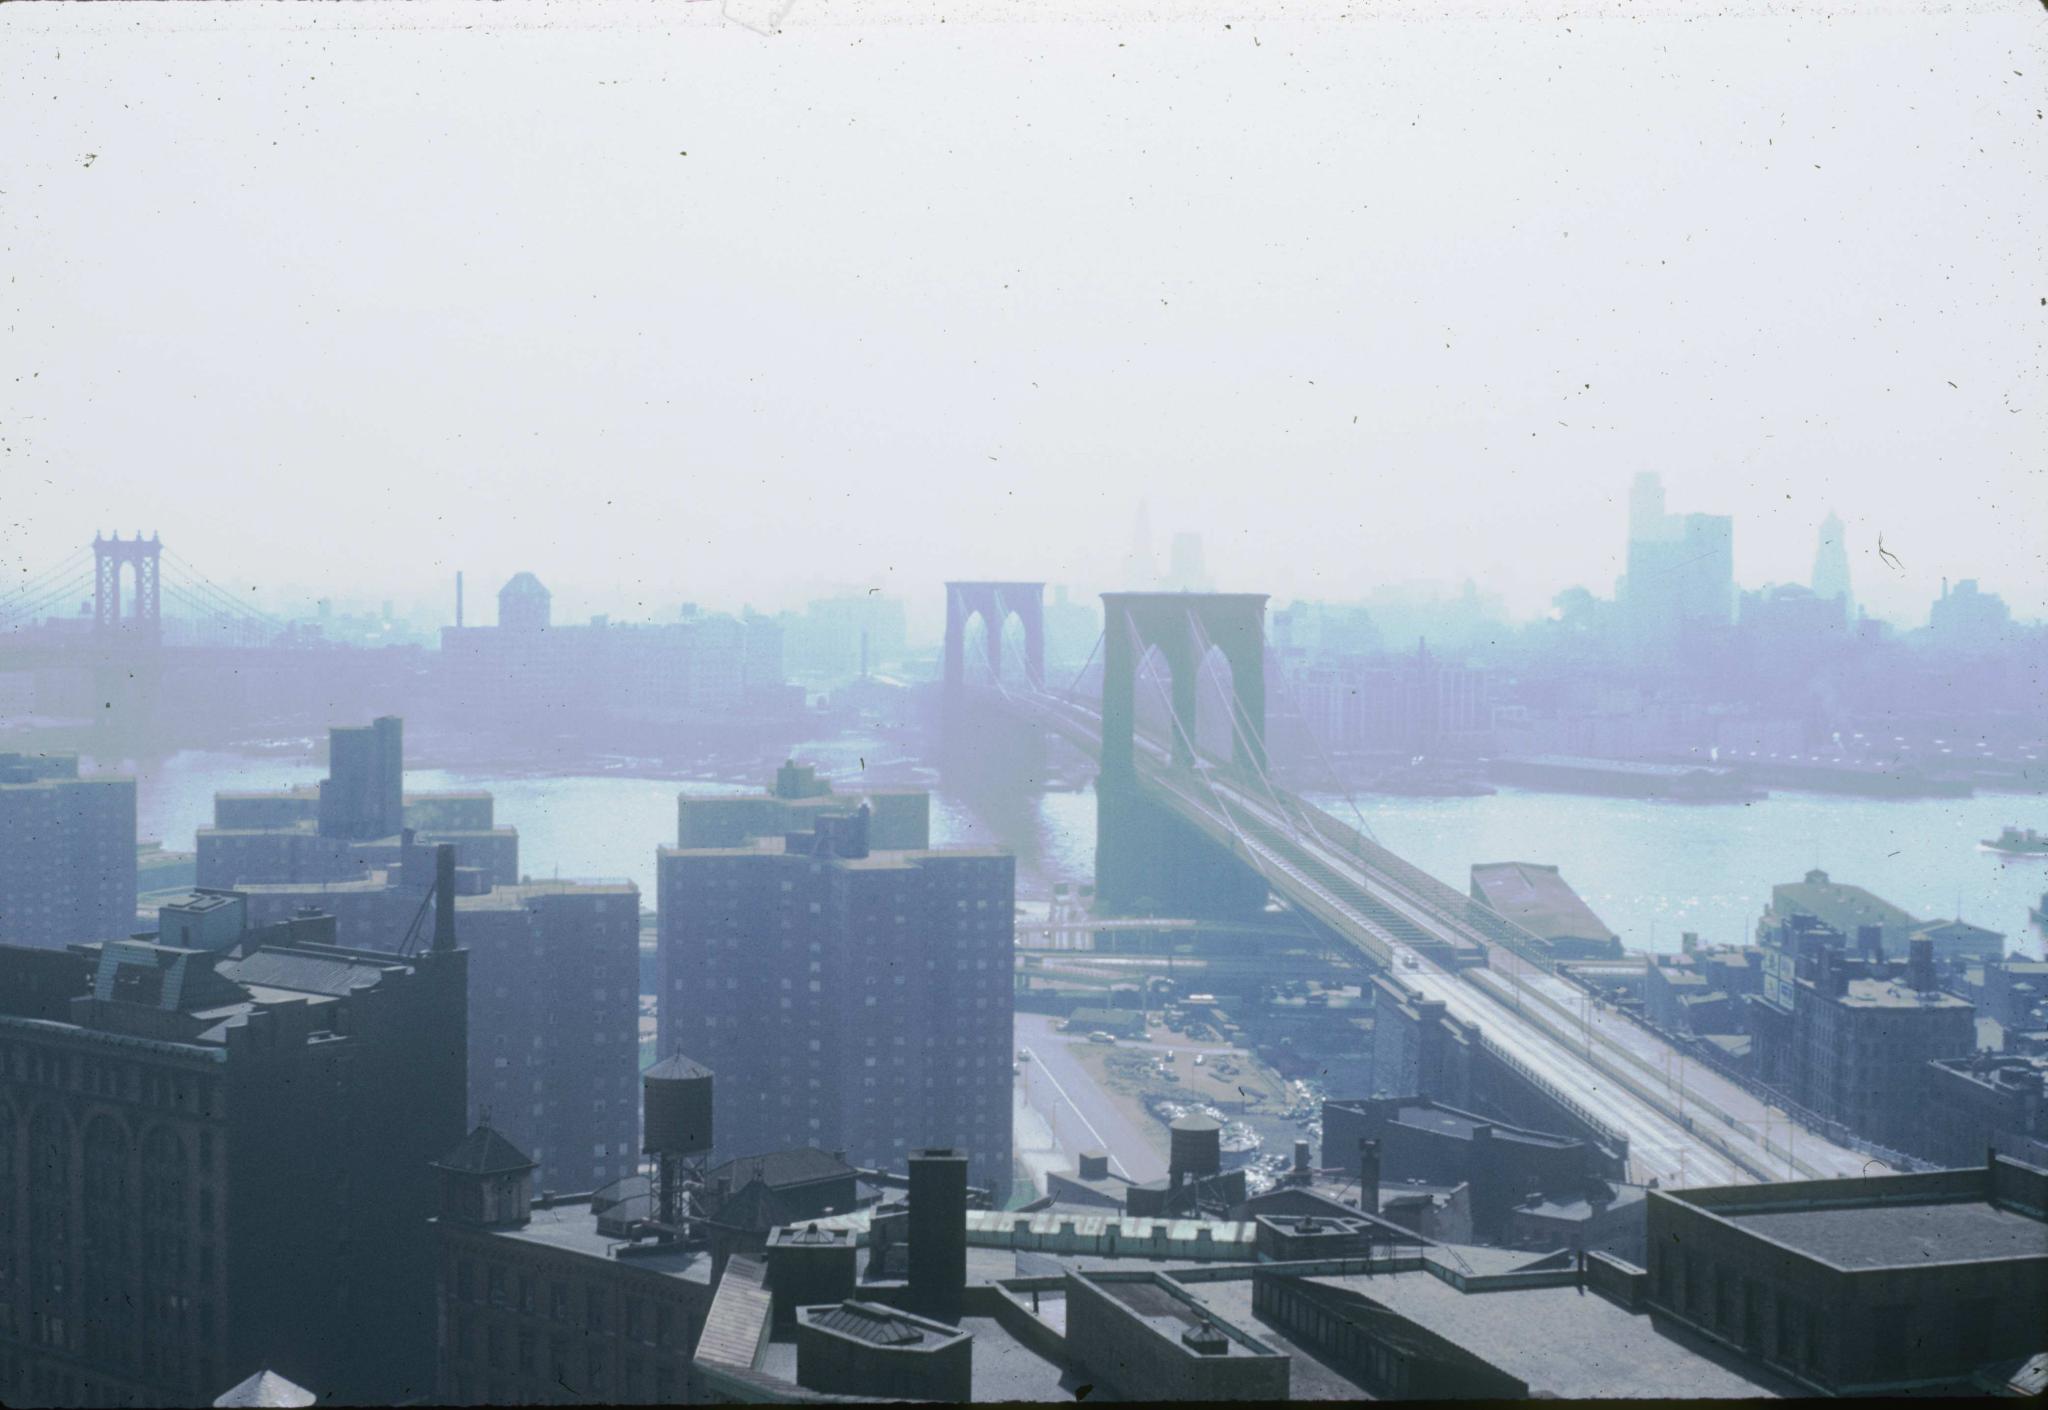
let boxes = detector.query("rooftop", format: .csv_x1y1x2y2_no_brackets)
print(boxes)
1772,871,1922,935
1470,861,1617,945
480,1195,715,1285
709,1147,857,1192
1227,1269,1792,1399
1719,1198,2047,1270
1836,976,1972,1010
802,1301,962,1349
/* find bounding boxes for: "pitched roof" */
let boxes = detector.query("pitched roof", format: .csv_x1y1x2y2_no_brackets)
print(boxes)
645,1053,713,1081
212,1370,316,1408
433,1122,536,1176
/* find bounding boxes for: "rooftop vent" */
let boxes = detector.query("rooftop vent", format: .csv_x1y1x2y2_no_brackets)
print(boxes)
1181,1318,1231,1356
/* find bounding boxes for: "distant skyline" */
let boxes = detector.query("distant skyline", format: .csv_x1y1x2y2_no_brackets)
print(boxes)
4,1,2040,636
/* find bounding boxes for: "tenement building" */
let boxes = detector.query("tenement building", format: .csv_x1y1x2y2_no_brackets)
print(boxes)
1750,920,1975,1152
0,870,467,1408
0,752,136,950
431,1121,715,1406
658,777,1012,1192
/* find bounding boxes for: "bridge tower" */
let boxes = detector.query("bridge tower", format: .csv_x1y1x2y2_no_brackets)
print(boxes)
1096,592,1271,918
938,582,1049,792
93,531,163,645
90,532,165,749
942,582,1045,693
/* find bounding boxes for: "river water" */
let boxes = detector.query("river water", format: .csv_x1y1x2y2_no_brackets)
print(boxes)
114,746,2046,958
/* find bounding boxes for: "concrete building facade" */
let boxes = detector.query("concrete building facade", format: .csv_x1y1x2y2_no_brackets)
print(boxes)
0,753,136,951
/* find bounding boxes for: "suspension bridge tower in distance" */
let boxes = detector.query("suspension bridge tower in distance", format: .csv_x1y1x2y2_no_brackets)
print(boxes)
90,531,166,746
938,581,1050,792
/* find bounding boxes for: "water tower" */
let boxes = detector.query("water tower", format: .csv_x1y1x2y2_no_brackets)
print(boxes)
642,1054,714,1234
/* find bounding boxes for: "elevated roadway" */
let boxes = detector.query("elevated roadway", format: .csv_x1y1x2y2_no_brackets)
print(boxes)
995,687,1877,1189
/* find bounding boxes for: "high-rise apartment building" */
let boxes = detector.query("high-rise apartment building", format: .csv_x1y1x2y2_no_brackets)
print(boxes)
457,882,642,1195
0,753,136,950
317,714,404,841
658,790,1013,1191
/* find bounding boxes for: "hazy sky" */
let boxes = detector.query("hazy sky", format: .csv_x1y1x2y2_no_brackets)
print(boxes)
3,0,2041,636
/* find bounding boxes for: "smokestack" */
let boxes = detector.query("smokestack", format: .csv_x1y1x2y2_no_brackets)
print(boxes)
1857,925,1884,963
432,843,458,953
1358,1139,1381,1215
1909,937,1936,994
907,1149,967,1325
456,571,464,628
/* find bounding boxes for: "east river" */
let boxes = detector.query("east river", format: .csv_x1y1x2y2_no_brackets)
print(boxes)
116,741,2047,959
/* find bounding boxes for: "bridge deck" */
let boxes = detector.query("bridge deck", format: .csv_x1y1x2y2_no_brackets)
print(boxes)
1005,687,1878,1190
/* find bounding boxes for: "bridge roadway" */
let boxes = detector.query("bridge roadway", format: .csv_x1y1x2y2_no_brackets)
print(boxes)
1001,688,1876,1190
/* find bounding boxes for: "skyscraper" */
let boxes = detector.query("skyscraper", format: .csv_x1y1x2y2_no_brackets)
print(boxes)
1621,472,1734,658
1811,511,1853,623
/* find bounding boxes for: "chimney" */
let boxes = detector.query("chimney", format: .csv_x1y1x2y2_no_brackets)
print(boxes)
432,843,458,953
907,1149,967,1325
1821,948,1848,999
1357,1139,1381,1215
1857,924,1884,963
1293,1139,1311,1179
1681,931,1698,955
1909,937,1936,994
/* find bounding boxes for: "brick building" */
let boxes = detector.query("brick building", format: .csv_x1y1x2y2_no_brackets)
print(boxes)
1920,1055,2048,1168
1645,1156,2048,1393
658,790,1013,1192
187,717,635,1196
431,1122,715,1407
0,753,136,950
0,889,466,1407
1749,925,1976,1151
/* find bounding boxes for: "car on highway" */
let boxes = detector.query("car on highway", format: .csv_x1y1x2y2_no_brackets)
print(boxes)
1194,1053,1206,1066
1017,1047,1032,1062
1088,1031,1117,1044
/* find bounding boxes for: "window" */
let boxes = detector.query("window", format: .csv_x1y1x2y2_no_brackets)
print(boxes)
549,1281,569,1322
